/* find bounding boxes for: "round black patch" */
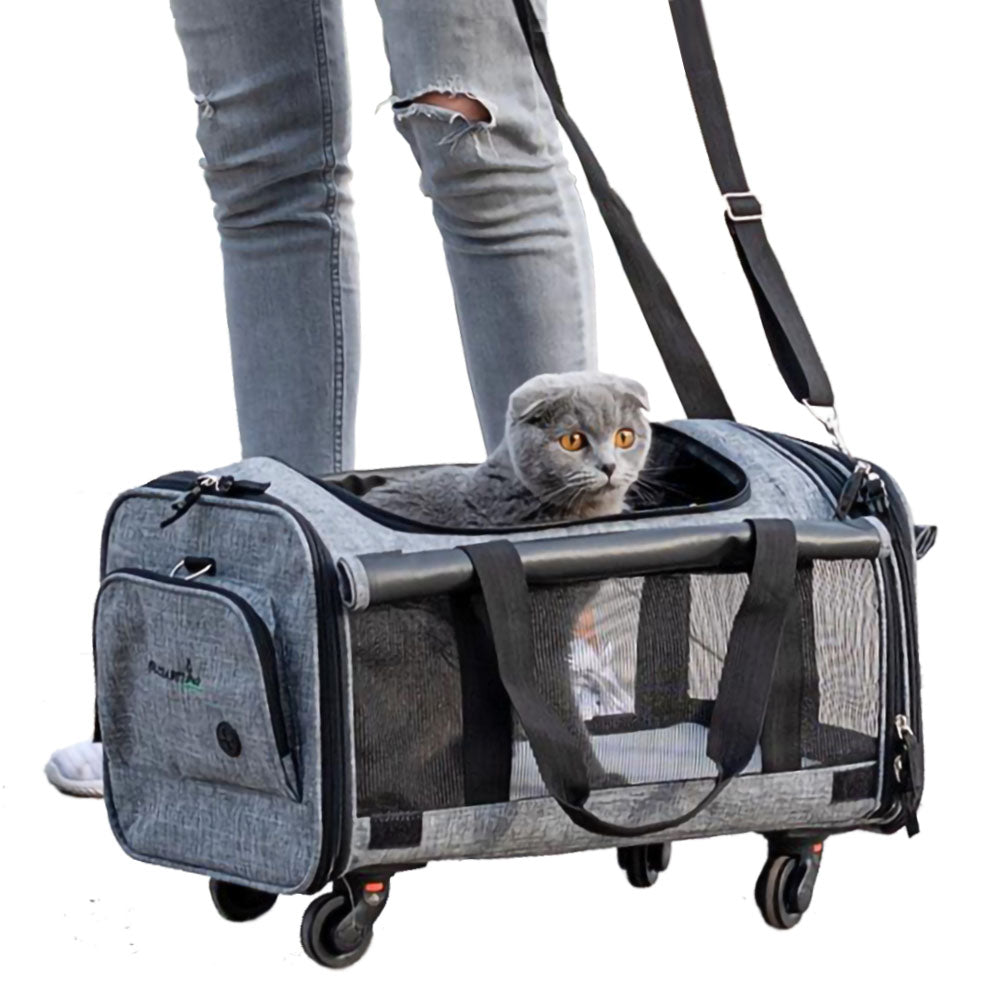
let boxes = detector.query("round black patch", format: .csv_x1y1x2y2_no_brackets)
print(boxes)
216,721,242,758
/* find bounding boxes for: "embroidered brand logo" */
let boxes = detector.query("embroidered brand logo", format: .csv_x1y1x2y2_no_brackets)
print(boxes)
148,658,202,691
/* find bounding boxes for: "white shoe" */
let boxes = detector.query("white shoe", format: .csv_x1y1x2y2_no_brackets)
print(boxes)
45,740,104,797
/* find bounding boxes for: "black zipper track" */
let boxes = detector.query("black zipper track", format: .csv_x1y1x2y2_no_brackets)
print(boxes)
761,431,918,819
99,568,290,758
101,478,347,892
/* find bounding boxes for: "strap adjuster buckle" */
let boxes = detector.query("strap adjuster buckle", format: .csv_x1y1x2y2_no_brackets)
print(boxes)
723,191,763,222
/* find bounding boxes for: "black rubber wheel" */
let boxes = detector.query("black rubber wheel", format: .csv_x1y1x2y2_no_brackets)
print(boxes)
300,891,373,969
755,856,802,930
209,879,277,922
648,842,671,873
617,843,671,888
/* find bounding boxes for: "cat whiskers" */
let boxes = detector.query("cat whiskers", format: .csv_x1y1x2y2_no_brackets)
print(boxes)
562,486,591,516
627,464,700,508
535,475,595,516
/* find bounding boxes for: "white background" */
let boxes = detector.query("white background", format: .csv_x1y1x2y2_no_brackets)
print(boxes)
2,0,997,994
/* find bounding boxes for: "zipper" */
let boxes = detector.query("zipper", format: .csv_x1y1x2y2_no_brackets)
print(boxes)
876,550,905,819
833,460,874,520
762,431,921,832
892,713,922,837
99,568,290,758
159,474,271,528
103,475,347,892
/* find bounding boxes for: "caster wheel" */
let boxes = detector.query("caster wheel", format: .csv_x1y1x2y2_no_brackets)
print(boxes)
755,856,802,929
209,879,277,922
754,843,822,930
617,842,671,888
300,878,389,969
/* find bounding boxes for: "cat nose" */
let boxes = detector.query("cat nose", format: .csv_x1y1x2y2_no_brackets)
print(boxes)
599,462,616,482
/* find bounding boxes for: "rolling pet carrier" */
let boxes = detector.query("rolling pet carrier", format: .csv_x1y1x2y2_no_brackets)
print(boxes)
93,0,930,967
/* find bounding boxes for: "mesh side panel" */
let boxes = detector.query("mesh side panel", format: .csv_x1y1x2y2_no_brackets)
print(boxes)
812,560,881,737
689,573,748,699
633,574,693,727
350,560,882,816
522,578,643,792
350,597,464,815
568,578,643,719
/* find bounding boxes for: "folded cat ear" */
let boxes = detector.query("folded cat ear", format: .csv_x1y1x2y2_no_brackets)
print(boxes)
617,376,650,411
509,377,561,424
511,395,553,424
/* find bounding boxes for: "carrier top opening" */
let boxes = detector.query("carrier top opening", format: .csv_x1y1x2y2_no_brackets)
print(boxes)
319,425,749,535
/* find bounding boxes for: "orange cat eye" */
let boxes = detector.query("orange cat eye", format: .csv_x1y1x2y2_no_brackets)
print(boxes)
558,431,587,452
615,428,636,449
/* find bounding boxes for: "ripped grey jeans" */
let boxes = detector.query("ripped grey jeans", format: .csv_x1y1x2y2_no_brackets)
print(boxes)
169,0,597,474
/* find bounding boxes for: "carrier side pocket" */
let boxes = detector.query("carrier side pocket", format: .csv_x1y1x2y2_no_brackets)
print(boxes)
95,570,299,801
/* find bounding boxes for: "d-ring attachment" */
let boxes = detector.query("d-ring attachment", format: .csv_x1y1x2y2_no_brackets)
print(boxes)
170,558,215,582
801,401,851,456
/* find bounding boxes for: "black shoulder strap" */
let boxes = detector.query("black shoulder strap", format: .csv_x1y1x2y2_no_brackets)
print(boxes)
669,0,834,407
513,0,835,412
461,519,798,837
513,0,734,421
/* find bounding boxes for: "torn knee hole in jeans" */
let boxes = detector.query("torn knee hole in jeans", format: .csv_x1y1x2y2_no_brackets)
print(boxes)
389,83,497,151
193,94,216,119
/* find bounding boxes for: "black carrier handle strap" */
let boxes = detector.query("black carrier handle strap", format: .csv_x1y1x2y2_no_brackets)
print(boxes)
513,0,835,412
668,0,834,408
512,0,734,422
460,518,798,838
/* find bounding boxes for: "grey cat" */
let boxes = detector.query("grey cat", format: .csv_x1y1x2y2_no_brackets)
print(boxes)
363,371,651,526
354,372,651,816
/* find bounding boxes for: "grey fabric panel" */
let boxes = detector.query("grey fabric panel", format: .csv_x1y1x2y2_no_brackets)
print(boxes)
812,560,881,736
101,497,324,893
350,766,877,867
96,574,297,800
105,767,316,892
688,572,748,699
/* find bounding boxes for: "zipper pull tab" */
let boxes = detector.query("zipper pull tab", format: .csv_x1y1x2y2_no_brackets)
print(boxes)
159,475,269,528
892,714,923,837
835,461,871,519
217,477,270,496
860,472,889,516
160,475,218,529
835,461,890,519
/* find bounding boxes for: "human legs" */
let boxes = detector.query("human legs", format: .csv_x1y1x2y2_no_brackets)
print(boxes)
170,0,359,474
51,1,600,793
376,0,598,451
46,1,359,793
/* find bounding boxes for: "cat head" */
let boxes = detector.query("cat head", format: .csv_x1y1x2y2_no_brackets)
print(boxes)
504,371,651,518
